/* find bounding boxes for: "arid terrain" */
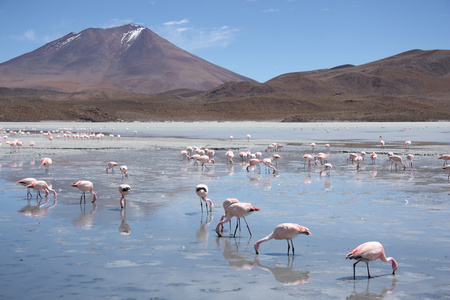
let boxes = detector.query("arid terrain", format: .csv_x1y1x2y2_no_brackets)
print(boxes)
0,26,449,123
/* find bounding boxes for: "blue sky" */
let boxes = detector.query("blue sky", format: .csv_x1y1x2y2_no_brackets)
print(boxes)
0,0,449,82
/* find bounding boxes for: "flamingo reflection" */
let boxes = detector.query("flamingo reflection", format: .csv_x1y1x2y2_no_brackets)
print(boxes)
74,203,97,230
17,196,57,218
196,212,213,245
254,256,310,285
119,208,131,235
346,277,398,300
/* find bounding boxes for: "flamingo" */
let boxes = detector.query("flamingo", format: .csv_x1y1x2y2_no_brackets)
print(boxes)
71,180,97,203
347,153,358,164
120,165,129,177
406,154,414,168
119,184,131,208
438,155,450,166
319,163,332,177
272,154,281,166
196,155,215,171
27,180,57,199
215,202,260,237
379,136,385,147
106,161,118,173
246,134,251,142
346,241,398,279
262,158,277,174
195,184,214,212
370,152,377,165
310,143,316,151
220,198,240,231
17,177,37,198
388,154,406,170
41,157,52,172
303,154,313,169
355,155,363,170
314,153,327,165
246,158,262,172
405,140,411,150
254,223,311,255
225,150,235,164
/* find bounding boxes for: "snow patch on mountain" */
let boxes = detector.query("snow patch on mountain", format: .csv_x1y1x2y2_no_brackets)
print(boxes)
121,26,145,46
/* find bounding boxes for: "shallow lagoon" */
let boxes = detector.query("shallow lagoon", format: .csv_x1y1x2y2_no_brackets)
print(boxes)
0,122,449,299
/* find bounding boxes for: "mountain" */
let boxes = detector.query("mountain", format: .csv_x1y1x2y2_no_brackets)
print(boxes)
0,24,254,94
0,49,448,122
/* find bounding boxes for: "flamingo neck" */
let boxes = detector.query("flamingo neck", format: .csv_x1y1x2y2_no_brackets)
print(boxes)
254,233,274,252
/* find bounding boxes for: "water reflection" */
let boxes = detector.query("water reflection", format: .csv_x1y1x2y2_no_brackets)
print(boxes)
196,213,213,245
218,238,256,271
118,208,131,235
346,277,398,299
17,196,57,218
74,203,97,230
254,256,310,285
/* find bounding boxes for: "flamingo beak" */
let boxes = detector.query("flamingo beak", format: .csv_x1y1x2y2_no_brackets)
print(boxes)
393,268,397,275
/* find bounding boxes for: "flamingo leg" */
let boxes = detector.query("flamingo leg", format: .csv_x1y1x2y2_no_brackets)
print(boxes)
286,240,290,255
242,217,252,236
233,221,239,237
352,261,359,279
366,262,372,278
290,239,295,255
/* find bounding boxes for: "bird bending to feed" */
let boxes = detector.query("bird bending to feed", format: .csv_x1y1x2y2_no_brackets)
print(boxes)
27,180,57,199
220,198,240,230
41,157,52,171
388,154,406,170
120,165,129,177
319,163,332,177
71,180,97,203
17,177,37,198
215,202,260,237
262,158,277,174
254,223,311,255
119,184,131,208
195,184,214,212
246,158,262,172
346,241,398,279
370,152,377,164
106,162,118,173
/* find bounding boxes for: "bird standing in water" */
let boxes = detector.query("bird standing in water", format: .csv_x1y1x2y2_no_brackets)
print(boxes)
195,184,214,212
254,223,311,255
17,177,37,198
346,241,398,279
27,180,57,199
119,184,131,208
215,202,260,237
71,180,97,203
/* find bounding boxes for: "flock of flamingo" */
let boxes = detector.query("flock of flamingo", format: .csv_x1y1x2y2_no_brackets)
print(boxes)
4,127,449,280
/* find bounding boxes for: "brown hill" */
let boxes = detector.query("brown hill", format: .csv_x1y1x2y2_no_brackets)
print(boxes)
0,49,449,122
0,24,254,94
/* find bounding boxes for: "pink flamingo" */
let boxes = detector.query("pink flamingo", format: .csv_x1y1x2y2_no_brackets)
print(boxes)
303,154,313,169
71,180,97,203
225,150,235,164
215,202,260,237
246,158,262,172
405,140,411,150
406,154,414,168
262,158,277,174
347,153,358,164
388,154,406,170
346,241,398,279
17,177,37,198
220,198,240,231
27,180,57,199
370,152,377,165
438,155,450,166
41,157,52,172
254,223,311,255
120,165,129,177
195,184,214,212
355,155,363,170
379,136,385,147
119,184,131,208
106,161,118,173
319,163,332,177
314,152,328,165
196,155,215,170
